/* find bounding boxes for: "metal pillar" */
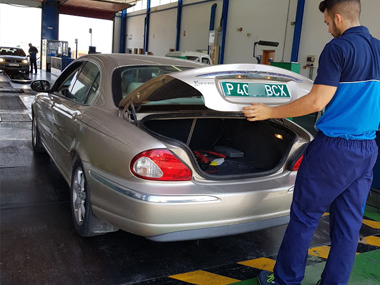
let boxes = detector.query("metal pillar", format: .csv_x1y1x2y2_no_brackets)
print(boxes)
119,9,127,53
41,0,59,41
175,0,183,51
208,3,217,55
143,0,151,54
291,0,305,62
218,0,229,64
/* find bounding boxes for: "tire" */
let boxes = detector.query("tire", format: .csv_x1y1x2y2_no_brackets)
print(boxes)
32,115,46,153
70,159,98,237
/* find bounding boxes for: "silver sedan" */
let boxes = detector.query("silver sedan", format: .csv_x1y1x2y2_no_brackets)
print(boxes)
31,54,313,241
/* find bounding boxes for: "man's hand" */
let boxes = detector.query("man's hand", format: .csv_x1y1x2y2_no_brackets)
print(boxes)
242,84,337,122
242,103,273,121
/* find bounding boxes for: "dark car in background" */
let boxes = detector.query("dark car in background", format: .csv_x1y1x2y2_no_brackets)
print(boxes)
0,47,29,74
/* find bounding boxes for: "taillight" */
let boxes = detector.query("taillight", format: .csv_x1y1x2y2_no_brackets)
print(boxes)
291,154,303,171
131,149,192,181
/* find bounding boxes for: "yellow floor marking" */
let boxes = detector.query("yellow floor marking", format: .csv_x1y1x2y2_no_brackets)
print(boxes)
362,219,380,230
238,257,276,272
309,245,360,259
360,235,380,247
308,245,331,259
169,270,240,285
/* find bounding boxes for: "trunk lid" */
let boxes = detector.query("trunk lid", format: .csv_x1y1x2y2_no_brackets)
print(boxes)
119,64,313,112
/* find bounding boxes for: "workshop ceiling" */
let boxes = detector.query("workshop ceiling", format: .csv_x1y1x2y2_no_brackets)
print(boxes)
3,0,137,20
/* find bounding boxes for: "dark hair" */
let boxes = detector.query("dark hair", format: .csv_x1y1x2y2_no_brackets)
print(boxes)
319,0,361,13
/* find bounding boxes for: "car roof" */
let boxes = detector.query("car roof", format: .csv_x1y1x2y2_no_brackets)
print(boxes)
0,47,25,50
165,51,209,57
79,53,207,69
73,54,207,111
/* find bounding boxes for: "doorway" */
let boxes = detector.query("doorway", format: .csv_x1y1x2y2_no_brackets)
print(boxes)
262,50,275,65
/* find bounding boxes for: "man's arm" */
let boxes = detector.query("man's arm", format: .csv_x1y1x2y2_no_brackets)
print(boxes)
242,84,337,121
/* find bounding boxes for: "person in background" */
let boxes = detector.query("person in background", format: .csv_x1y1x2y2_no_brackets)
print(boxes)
28,43,38,74
242,0,380,284
68,47,72,58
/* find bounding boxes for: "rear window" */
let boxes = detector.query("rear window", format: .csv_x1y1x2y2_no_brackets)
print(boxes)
143,76,204,107
0,47,26,56
112,65,194,107
119,75,207,112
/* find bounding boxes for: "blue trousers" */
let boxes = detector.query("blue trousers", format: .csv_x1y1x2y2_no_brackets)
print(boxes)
274,132,378,285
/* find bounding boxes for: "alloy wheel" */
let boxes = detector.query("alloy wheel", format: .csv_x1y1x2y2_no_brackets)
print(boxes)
72,167,86,225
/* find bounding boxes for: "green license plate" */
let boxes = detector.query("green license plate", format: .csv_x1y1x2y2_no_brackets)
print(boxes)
221,82,290,97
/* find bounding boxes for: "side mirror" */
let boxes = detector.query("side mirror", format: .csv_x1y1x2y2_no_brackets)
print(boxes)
31,80,51,92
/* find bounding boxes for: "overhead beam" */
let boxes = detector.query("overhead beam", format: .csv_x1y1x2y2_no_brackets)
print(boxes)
59,5,117,20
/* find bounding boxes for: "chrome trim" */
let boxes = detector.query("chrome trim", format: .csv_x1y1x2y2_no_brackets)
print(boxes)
89,170,220,203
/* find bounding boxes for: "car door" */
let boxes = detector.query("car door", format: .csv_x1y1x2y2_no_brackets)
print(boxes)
34,91,55,155
52,60,100,178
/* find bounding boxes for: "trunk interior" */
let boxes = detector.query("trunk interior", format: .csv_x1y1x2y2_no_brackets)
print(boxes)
141,115,297,177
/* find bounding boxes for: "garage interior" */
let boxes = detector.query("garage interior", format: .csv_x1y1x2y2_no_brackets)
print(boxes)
0,0,379,284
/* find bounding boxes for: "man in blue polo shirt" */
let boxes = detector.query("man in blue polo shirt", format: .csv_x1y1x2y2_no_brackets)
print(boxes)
242,0,380,284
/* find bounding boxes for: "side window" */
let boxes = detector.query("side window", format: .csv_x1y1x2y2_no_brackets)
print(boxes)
85,73,100,105
70,61,100,104
202,58,210,64
56,67,82,99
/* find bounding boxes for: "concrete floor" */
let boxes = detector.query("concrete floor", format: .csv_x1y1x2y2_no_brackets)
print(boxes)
0,70,379,285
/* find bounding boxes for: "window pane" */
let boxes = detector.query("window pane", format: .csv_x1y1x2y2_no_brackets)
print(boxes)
71,61,100,104
151,0,159,7
58,69,81,99
118,65,193,98
160,0,171,5
85,73,100,104
142,0,147,9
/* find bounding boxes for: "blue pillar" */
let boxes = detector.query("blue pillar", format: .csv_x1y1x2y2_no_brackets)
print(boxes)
208,3,217,54
209,3,217,31
144,0,151,54
119,9,127,53
291,0,305,62
42,0,59,40
218,0,229,64
175,0,183,51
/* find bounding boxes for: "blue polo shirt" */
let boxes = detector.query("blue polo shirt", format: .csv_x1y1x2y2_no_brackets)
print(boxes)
314,26,380,140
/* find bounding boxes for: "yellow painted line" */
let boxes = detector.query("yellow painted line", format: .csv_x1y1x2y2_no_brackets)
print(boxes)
308,245,360,259
362,219,380,230
169,270,240,285
238,257,276,272
308,246,330,259
360,236,380,247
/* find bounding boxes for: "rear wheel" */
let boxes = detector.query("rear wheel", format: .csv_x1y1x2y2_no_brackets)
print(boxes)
32,115,46,153
70,159,96,237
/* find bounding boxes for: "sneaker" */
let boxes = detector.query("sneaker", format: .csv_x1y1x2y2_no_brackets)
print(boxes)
258,270,275,285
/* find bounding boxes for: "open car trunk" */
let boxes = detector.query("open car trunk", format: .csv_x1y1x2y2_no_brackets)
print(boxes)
140,114,297,177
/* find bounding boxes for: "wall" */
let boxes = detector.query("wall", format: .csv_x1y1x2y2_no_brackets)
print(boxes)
224,0,295,64
123,0,380,77
126,14,145,54
149,8,177,55
297,0,380,80
180,0,221,53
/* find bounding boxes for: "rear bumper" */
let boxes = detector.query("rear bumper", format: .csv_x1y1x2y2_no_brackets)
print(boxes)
148,215,289,242
86,163,295,241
